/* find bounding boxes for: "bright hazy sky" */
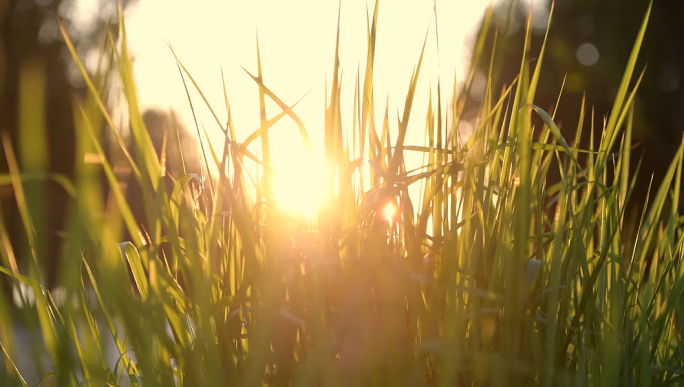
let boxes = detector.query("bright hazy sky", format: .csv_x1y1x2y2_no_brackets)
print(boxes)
69,0,547,218
122,0,508,167
70,0,549,212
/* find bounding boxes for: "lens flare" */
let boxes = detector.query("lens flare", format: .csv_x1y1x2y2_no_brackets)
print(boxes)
378,198,398,223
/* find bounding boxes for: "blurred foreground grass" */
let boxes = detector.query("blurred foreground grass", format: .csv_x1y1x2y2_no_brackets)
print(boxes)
1,1,683,386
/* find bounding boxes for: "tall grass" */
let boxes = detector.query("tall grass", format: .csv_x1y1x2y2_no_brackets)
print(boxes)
1,0,683,386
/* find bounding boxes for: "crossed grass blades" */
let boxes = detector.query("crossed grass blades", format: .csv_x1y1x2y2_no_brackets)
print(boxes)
1,0,683,386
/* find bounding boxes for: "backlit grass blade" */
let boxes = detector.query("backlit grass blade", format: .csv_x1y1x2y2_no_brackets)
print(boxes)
0,339,26,387
241,68,313,152
120,242,149,301
81,258,141,382
77,103,144,249
59,21,142,182
361,0,380,161
389,28,429,176
457,5,493,131
0,133,60,372
526,1,553,105
0,174,76,197
635,136,684,274
241,91,310,148
620,104,634,212
504,8,533,374
531,105,584,175
1,136,41,282
597,0,652,172
175,60,216,197
166,44,226,137
116,4,161,187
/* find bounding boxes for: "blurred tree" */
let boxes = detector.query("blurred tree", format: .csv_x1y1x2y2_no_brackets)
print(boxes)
0,0,138,294
466,0,684,215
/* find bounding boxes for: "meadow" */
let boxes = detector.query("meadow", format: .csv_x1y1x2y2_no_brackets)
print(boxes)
1,1,683,386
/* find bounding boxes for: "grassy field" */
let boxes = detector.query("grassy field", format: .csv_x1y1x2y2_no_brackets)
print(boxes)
1,1,683,386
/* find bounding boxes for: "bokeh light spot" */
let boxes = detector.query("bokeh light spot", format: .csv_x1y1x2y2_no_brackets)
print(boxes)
576,42,600,67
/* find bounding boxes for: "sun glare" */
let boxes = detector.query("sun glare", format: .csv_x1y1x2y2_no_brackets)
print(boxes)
379,198,399,223
272,153,326,217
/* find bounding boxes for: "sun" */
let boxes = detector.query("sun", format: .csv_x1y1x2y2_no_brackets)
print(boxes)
381,200,398,222
272,152,326,217
377,197,399,224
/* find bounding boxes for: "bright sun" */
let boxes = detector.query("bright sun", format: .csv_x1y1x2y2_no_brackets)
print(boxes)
272,153,326,217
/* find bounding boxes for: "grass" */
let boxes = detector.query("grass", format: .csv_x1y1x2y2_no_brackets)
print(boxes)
1,0,683,386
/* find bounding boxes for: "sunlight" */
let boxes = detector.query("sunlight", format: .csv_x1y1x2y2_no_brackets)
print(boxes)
378,197,399,223
122,0,503,224
272,152,326,217
124,0,501,161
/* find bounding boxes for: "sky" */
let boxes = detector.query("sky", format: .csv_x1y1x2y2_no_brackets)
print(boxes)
66,0,556,212
120,0,508,167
